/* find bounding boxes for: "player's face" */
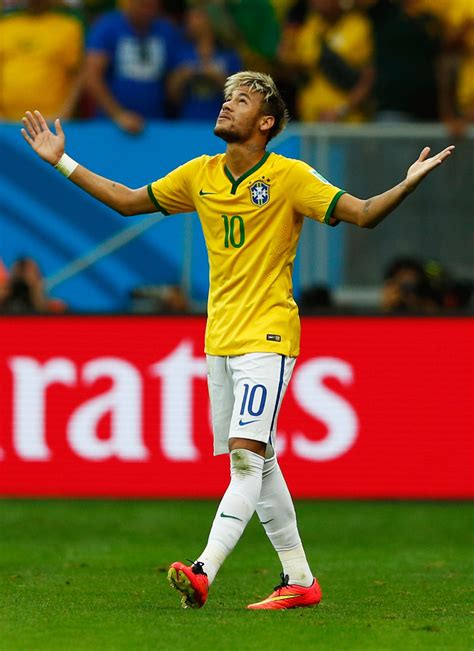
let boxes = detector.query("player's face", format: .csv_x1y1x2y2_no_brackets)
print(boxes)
214,87,267,144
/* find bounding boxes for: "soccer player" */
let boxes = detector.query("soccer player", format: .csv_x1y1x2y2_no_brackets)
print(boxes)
21,71,454,611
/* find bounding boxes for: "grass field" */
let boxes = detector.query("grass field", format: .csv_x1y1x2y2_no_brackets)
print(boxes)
0,500,472,651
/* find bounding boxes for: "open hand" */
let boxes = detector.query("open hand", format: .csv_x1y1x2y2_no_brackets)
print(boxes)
405,145,455,192
21,110,65,165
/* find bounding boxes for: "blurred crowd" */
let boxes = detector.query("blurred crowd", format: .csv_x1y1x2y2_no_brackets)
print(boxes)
299,256,473,314
0,257,68,314
1,0,473,135
1,254,471,314
1,0,472,316
380,256,472,313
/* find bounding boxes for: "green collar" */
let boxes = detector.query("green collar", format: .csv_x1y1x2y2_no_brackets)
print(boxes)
224,151,271,195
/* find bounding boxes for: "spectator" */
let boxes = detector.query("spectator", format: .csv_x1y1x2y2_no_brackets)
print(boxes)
74,0,116,27
161,0,187,27
130,284,189,314
442,279,473,311
437,0,474,137
367,0,442,122
1,0,22,8
84,0,182,133
299,284,334,312
280,0,374,123
0,0,84,122
0,259,9,306
381,256,440,314
167,6,241,121
424,259,473,311
205,0,282,66
0,257,67,315
404,0,457,28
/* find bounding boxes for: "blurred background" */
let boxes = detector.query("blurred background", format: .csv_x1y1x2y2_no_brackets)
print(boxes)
0,0,473,315
0,0,472,499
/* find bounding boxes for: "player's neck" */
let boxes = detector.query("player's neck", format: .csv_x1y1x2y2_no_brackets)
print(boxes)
224,143,267,181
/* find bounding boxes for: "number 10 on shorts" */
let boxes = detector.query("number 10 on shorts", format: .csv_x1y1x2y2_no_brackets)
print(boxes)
240,383,268,417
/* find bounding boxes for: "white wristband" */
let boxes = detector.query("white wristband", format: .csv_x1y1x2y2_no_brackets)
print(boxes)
54,153,78,178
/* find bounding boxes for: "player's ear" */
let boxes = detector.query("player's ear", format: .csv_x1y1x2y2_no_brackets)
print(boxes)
259,114,275,136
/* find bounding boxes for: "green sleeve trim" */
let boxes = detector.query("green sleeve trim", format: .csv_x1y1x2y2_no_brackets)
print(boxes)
324,190,346,226
147,184,170,215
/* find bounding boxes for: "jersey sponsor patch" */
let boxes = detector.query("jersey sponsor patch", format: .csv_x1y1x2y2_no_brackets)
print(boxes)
266,334,281,342
309,168,330,184
250,181,270,206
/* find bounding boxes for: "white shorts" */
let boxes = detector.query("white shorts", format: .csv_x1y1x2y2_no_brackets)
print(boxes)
206,352,296,456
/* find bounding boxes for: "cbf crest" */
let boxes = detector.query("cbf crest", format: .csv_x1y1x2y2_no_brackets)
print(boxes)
249,181,270,207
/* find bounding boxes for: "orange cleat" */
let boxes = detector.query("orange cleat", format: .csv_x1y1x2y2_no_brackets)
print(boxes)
168,560,209,609
247,573,322,610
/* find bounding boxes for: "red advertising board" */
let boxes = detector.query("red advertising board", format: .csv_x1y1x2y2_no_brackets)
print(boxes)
0,316,472,498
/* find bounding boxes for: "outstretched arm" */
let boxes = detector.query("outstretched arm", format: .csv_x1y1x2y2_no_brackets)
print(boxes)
21,110,155,216
333,145,455,228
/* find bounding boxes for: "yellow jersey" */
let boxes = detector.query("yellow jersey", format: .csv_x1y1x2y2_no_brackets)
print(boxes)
397,0,474,115
148,152,345,357
285,11,373,123
0,12,83,120
448,0,474,114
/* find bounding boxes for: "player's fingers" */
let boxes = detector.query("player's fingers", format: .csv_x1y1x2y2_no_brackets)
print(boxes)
34,109,49,132
428,146,455,170
24,110,40,135
20,127,34,146
22,115,37,139
27,110,42,134
417,146,431,162
55,118,64,138
435,145,455,161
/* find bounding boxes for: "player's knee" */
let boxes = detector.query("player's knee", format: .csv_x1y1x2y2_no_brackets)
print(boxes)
230,448,265,478
228,437,266,457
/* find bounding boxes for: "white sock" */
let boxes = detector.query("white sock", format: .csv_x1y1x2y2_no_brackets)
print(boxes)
256,455,313,587
196,449,264,584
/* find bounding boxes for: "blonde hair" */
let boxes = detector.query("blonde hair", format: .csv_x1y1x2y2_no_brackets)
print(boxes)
223,71,290,141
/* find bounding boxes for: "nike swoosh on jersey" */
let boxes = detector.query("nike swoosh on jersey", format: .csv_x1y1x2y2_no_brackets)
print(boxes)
199,189,215,195
260,519,274,525
220,512,243,521
238,419,259,426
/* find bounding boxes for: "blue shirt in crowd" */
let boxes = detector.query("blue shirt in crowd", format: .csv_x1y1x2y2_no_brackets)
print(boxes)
87,11,180,118
174,43,241,120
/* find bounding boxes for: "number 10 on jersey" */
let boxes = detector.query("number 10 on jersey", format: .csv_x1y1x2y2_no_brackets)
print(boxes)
222,215,245,248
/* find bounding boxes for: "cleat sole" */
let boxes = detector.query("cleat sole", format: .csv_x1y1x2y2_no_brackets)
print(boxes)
167,567,198,609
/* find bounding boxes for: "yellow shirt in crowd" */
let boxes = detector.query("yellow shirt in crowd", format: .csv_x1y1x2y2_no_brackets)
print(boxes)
0,12,83,120
287,10,373,122
148,152,345,357
448,0,474,115
410,0,474,114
